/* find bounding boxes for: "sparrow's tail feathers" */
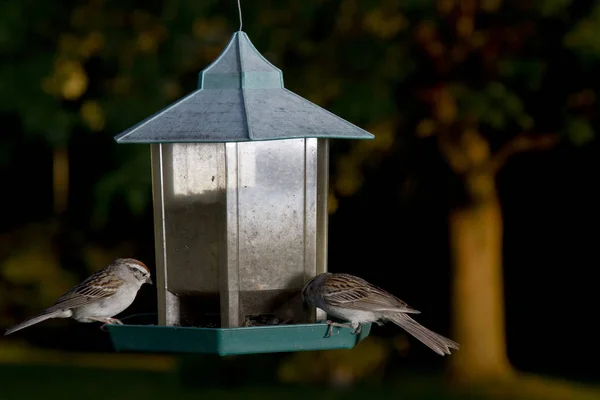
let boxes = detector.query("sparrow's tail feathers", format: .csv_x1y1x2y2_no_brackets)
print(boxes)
387,313,459,356
4,310,66,336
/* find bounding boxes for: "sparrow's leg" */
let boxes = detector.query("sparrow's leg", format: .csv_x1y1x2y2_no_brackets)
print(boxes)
90,317,123,330
325,320,353,337
88,317,123,324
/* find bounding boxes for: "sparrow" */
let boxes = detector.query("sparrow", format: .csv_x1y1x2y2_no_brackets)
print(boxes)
301,272,459,356
4,258,152,335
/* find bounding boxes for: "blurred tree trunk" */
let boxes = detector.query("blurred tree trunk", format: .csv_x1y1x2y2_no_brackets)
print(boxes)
448,180,513,382
53,146,69,214
441,131,557,384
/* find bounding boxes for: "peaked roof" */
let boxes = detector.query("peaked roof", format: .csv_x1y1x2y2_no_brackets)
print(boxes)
115,31,374,143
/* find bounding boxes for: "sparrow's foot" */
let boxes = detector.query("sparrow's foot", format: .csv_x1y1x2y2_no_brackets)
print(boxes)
324,320,353,338
93,317,123,331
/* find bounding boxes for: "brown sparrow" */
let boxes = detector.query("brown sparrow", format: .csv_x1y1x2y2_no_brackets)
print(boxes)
4,258,152,335
301,272,459,356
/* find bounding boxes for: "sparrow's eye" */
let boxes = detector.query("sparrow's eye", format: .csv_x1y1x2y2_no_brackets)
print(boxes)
128,265,146,279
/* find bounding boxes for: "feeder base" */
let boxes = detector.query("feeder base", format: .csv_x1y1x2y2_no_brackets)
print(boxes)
105,322,371,356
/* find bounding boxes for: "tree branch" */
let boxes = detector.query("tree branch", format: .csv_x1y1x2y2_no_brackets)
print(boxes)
438,135,472,174
487,134,559,175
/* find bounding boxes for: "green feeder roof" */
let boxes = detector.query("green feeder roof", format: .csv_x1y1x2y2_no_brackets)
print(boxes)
114,31,374,143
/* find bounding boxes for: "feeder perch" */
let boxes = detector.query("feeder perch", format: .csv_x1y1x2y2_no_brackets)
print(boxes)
106,31,374,355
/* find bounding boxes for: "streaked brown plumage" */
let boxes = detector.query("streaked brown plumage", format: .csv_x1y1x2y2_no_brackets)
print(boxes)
4,258,152,335
302,272,459,356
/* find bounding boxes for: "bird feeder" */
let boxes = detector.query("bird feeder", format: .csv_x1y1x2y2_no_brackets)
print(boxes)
106,31,374,355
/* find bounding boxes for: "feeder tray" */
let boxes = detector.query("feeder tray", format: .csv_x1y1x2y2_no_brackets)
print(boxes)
107,323,371,356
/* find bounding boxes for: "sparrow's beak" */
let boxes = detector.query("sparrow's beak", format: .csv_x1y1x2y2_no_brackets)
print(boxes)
147,276,154,285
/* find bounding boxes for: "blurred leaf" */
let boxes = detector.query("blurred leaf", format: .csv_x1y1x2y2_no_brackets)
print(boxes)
450,83,527,131
564,4,600,59
127,186,149,217
566,117,595,145
92,147,151,228
538,0,573,17
80,100,106,132
498,59,547,90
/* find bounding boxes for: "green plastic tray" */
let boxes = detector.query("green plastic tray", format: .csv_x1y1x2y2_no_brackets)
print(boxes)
106,323,371,356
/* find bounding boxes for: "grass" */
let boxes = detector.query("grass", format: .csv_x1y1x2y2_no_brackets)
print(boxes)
0,363,477,400
3,362,600,400
1,342,598,400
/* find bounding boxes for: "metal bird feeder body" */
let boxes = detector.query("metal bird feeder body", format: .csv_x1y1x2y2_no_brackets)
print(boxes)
106,32,374,355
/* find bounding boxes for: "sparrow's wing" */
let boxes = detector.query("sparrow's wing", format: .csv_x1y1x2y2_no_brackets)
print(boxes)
46,269,123,311
321,274,420,314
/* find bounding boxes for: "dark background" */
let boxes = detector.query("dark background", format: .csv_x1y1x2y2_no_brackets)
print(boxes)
1,0,599,398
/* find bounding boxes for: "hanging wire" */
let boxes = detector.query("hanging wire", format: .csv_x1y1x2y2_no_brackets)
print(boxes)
237,0,243,31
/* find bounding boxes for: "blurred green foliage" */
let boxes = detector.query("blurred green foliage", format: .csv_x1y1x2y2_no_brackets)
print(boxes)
1,0,597,217
3,362,600,400
0,364,471,400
